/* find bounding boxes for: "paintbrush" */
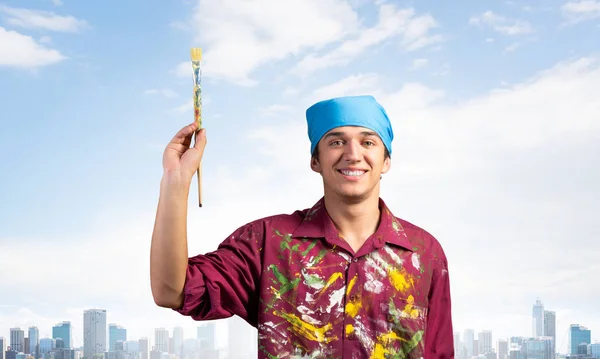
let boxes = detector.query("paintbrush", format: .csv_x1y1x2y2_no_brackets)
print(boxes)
190,47,203,207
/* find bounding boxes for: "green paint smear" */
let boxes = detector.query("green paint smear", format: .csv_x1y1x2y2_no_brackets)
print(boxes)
269,264,301,296
301,240,318,256
310,249,328,266
402,330,424,355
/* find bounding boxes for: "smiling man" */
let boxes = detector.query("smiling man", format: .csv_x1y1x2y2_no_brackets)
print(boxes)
150,95,454,358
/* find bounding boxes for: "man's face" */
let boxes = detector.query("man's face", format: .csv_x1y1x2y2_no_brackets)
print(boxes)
310,126,391,202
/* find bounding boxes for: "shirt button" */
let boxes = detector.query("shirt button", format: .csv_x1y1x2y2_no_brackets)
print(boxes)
347,333,356,340
349,295,356,301
387,314,395,322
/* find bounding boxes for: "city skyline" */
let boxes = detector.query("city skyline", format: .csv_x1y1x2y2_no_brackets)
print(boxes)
1,0,599,356
2,298,597,356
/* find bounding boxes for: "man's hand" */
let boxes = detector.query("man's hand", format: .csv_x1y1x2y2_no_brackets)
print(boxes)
162,122,207,185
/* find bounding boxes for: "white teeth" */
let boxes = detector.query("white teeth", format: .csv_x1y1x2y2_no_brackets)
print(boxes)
340,170,364,176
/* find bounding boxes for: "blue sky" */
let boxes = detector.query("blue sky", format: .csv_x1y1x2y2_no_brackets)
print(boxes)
1,0,599,355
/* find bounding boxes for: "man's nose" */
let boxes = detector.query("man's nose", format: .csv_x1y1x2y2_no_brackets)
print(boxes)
343,140,361,161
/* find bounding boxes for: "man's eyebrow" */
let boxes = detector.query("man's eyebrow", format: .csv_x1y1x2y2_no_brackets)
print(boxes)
323,130,379,138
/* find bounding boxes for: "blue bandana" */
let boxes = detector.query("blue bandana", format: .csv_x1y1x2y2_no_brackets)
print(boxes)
305,95,394,156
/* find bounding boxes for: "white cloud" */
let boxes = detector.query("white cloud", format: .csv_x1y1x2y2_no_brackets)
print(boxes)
0,26,66,68
52,0,64,6
290,5,442,76
0,5,88,32
181,0,359,86
411,58,429,70
309,73,384,102
469,11,534,35
561,0,600,23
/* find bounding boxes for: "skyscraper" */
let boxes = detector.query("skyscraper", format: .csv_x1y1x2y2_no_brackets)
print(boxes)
83,309,107,359
197,324,215,351
10,328,24,353
28,327,39,359
569,324,591,355
52,322,72,349
172,327,183,359
464,329,475,359
1,336,6,359
544,310,556,359
532,299,544,337
154,328,169,353
138,337,149,359
478,330,492,355
108,324,127,352
497,339,508,359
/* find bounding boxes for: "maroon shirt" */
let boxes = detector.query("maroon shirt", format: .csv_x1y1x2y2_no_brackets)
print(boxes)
174,197,454,358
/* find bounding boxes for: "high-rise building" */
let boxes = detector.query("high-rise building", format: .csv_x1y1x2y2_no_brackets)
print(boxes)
569,324,591,355
464,329,475,359
172,327,183,359
108,324,127,352
525,337,553,358
10,328,25,353
497,339,508,359
197,324,215,351
532,299,544,337
1,336,6,359
478,330,492,355
83,309,107,359
52,322,72,349
28,327,39,359
154,329,168,353
544,310,556,359
39,338,55,354
138,337,149,359
588,342,600,358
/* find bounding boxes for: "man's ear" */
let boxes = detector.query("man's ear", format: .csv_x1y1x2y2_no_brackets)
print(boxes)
310,156,321,173
381,156,391,174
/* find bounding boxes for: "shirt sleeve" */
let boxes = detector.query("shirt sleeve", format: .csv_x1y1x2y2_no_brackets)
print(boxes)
424,249,455,358
172,220,264,327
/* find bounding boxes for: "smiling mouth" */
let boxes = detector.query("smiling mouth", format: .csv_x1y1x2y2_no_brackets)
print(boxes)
337,169,367,177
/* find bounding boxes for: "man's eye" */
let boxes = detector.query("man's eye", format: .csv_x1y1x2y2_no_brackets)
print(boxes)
331,140,343,146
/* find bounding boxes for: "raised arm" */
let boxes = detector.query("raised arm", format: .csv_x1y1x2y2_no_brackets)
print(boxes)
150,122,206,308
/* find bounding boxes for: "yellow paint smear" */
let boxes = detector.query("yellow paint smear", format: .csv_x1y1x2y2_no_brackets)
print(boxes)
345,324,354,335
402,295,420,318
370,331,406,359
346,274,358,294
346,299,362,318
274,310,337,343
315,272,343,301
388,267,414,292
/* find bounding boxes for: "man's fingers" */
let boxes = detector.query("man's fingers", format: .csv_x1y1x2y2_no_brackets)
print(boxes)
169,122,198,145
193,128,207,153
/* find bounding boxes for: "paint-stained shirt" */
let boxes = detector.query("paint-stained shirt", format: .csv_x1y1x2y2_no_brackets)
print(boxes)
173,197,454,358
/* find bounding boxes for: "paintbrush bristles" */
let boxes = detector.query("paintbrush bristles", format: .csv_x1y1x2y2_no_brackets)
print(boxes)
190,48,202,61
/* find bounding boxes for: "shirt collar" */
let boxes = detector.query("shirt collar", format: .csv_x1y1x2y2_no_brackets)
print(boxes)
292,197,414,252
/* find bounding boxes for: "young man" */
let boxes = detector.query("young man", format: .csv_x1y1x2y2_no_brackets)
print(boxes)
150,95,454,358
